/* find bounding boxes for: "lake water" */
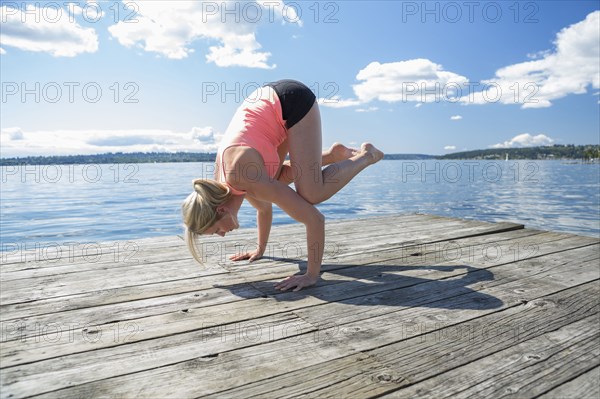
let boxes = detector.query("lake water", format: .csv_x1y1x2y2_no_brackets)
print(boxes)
1,160,598,252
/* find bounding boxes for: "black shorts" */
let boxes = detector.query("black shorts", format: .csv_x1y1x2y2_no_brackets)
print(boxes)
265,79,316,129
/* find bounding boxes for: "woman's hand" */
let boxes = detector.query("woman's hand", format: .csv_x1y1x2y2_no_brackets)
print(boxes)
229,249,264,262
275,273,319,292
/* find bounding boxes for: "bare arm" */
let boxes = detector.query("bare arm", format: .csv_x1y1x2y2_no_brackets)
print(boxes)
231,149,324,290
249,180,324,284
230,195,272,261
247,196,272,253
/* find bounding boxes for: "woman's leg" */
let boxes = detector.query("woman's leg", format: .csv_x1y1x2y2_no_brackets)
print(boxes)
287,103,383,204
276,141,358,185
322,143,360,166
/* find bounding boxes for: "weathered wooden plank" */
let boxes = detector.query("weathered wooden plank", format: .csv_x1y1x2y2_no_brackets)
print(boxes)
0,229,590,345
0,230,544,320
202,352,403,399
246,229,572,293
0,282,264,345
0,270,249,322
189,248,600,397
186,281,600,399
0,210,329,265
1,311,317,397
0,215,468,294
226,219,529,275
537,366,600,399
0,214,423,268
343,279,600,391
0,259,229,305
380,315,599,398
0,215,597,399
1,231,584,347
3,228,548,363
285,240,600,327
4,315,356,399
0,220,537,312
0,214,503,279
3,245,596,397
26,277,599,398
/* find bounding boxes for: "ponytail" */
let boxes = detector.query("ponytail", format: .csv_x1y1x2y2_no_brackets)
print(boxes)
181,179,231,263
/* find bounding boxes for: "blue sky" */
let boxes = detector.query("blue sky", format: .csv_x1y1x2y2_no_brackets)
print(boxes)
1,0,599,157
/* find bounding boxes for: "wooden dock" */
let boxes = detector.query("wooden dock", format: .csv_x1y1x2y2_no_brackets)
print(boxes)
1,214,599,398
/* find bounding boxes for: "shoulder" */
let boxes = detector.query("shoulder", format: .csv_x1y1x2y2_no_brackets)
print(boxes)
222,146,267,190
222,145,262,164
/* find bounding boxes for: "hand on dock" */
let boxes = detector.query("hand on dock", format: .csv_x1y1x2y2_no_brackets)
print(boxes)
229,249,264,262
275,273,318,292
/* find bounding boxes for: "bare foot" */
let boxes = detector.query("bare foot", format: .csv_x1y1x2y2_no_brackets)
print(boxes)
360,143,384,164
328,142,359,163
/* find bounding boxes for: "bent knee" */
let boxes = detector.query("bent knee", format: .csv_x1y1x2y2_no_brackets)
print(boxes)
297,186,325,205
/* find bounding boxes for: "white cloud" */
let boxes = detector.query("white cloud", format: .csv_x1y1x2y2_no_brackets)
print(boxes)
0,127,222,157
526,49,551,60
491,133,554,149
450,115,462,120
462,11,599,108
206,33,275,69
444,145,456,151
0,47,6,55
66,2,105,20
317,96,362,108
355,106,379,113
0,4,99,57
325,11,599,111
190,126,218,143
320,59,468,108
2,127,24,140
107,1,298,68
414,103,423,108
355,59,468,103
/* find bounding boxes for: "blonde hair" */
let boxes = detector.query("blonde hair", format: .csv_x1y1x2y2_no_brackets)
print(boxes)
181,178,231,263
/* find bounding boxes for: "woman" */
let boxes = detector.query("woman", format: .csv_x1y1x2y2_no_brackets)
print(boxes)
182,79,383,292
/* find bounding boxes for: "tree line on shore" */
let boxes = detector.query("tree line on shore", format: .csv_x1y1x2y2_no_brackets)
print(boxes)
437,144,599,161
1,145,598,166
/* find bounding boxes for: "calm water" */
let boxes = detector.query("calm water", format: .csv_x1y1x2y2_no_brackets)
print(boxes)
1,160,599,251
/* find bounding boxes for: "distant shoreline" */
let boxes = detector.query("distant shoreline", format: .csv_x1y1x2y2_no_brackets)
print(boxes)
1,145,598,166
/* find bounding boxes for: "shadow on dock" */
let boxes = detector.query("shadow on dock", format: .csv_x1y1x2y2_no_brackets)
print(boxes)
216,261,503,310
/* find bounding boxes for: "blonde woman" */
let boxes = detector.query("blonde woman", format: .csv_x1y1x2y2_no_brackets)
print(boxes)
182,79,383,291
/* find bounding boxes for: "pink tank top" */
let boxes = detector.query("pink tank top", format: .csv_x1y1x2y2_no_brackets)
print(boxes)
216,86,287,195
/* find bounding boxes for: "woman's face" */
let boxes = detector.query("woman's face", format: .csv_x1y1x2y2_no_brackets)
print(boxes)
203,209,239,237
